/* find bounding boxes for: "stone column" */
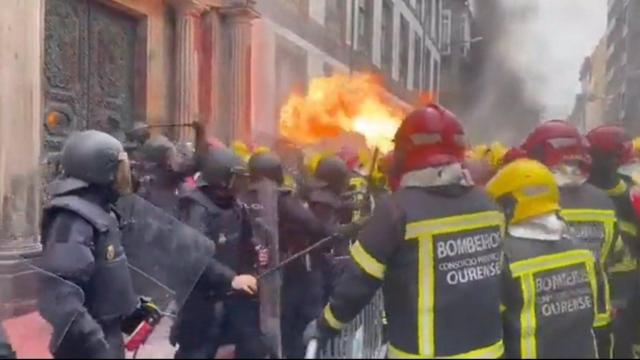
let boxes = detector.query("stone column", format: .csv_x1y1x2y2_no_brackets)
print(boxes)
222,2,258,142
171,1,208,142
0,0,43,262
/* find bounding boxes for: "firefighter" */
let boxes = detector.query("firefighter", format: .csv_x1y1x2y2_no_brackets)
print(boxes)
521,119,618,358
0,327,14,359
587,124,640,359
173,147,268,359
304,104,505,358
486,158,598,358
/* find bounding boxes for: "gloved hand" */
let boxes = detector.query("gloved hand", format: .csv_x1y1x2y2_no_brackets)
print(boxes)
337,216,369,239
303,320,336,349
121,297,161,335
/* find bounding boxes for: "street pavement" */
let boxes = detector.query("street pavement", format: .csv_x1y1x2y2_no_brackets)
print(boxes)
4,312,234,359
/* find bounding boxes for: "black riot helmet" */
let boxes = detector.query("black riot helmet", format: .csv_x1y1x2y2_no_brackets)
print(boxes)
248,152,284,185
139,135,176,166
314,155,351,194
61,130,128,188
197,148,248,189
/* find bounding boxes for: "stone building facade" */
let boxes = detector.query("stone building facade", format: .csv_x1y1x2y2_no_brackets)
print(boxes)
0,0,257,290
250,0,443,143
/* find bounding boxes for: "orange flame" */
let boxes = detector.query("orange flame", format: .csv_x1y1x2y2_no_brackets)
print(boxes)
279,74,405,153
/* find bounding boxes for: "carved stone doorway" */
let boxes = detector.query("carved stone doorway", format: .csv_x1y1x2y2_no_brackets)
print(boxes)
42,0,138,182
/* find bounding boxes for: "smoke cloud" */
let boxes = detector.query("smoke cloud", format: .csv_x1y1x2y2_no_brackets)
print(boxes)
464,0,605,145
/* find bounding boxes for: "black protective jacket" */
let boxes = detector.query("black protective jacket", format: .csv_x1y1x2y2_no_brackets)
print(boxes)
318,185,505,358
40,188,138,359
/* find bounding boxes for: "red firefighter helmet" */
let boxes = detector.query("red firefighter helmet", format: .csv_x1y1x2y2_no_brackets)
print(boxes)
521,120,590,168
586,125,634,166
393,104,466,174
502,147,529,165
337,146,362,172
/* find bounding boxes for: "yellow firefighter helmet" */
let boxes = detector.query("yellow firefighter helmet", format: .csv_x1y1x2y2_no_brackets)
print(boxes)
231,140,251,162
486,159,560,224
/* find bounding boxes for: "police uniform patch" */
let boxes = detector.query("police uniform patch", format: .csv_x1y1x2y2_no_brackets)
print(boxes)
106,245,116,261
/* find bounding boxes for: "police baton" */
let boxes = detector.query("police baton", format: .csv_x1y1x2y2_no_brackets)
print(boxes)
257,233,340,280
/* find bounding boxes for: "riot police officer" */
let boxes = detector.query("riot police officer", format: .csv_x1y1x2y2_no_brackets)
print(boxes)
39,130,140,359
305,155,355,298
135,135,195,216
521,120,618,358
0,327,15,359
305,105,505,358
587,124,640,358
173,148,268,359
487,159,598,358
247,152,336,358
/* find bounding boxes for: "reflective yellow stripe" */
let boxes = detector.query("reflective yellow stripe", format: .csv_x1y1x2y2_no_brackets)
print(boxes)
405,211,505,239
499,304,506,314
322,305,345,330
509,249,594,277
559,209,615,326
350,241,386,280
609,258,638,273
520,274,537,359
607,180,628,196
387,340,504,359
408,211,504,356
619,220,638,237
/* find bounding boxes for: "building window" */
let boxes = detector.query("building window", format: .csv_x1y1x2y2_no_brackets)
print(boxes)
435,0,441,44
381,0,393,71
400,16,409,86
356,0,373,54
325,0,344,42
460,13,471,57
423,47,432,90
417,0,424,21
441,9,452,55
434,60,440,96
424,0,431,37
414,33,421,90
283,0,308,15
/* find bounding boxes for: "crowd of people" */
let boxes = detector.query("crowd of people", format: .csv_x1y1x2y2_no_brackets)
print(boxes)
2,102,640,359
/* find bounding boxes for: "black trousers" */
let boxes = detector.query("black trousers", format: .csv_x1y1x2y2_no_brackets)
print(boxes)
281,267,325,359
174,297,269,359
54,320,124,359
610,270,640,359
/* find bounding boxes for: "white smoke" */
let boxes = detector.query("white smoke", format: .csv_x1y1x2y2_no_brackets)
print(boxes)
497,0,606,118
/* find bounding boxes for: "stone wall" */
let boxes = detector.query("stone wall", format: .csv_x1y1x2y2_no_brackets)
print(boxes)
0,0,44,259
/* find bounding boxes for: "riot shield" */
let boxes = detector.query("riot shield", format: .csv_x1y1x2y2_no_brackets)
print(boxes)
245,178,282,357
0,257,84,358
116,194,216,310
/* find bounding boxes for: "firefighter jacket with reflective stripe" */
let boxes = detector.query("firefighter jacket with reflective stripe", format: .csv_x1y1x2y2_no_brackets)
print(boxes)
602,177,639,273
319,186,505,359
560,184,617,328
502,234,598,359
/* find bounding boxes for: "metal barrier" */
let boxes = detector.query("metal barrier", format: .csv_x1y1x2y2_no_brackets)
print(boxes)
306,291,387,359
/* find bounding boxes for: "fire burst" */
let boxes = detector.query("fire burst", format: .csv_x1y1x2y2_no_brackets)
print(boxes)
279,74,405,153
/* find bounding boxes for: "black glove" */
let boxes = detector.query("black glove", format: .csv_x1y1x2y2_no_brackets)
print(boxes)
337,216,369,239
121,297,161,335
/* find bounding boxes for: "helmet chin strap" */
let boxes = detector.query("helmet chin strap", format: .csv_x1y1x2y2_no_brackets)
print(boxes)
553,171,587,187
400,163,474,188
